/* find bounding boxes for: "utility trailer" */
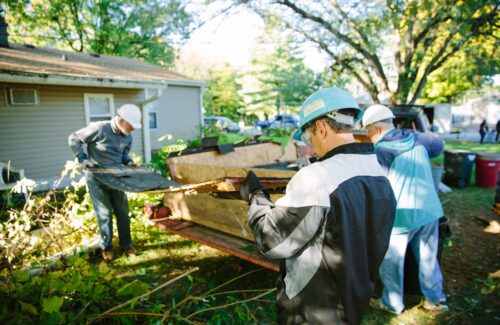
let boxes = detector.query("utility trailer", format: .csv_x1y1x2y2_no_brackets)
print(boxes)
151,140,299,272
92,136,370,272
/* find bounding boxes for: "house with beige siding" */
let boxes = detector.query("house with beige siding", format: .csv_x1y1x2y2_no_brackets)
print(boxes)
0,39,205,185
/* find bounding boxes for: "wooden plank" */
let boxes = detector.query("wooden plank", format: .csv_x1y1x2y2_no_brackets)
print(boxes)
164,192,285,240
167,141,297,182
153,218,279,272
169,163,296,184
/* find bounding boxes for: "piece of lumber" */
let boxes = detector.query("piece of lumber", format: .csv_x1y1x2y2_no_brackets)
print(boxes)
153,218,279,272
167,141,297,181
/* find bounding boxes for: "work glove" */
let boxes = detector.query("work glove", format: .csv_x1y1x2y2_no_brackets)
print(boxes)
240,171,264,203
81,159,96,169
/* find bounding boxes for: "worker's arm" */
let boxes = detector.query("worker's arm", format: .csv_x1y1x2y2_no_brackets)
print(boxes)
68,123,100,163
122,140,134,166
415,132,444,158
247,167,330,260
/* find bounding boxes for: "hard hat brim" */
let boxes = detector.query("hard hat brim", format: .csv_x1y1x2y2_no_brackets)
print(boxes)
130,122,142,129
293,128,303,141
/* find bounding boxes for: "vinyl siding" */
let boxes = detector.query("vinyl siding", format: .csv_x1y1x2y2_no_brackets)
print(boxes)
0,83,144,179
150,85,202,150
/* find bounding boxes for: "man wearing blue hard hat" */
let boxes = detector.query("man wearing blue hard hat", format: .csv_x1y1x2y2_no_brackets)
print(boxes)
240,87,396,324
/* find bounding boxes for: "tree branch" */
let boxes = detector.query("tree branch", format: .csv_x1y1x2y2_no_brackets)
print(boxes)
69,0,84,52
330,0,370,47
408,31,460,104
281,16,380,99
275,0,390,93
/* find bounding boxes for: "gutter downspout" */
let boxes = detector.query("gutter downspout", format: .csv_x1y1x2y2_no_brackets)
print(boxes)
140,86,167,163
199,86,206,138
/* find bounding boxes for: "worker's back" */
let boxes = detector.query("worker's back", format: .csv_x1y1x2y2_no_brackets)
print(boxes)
251,142,396,324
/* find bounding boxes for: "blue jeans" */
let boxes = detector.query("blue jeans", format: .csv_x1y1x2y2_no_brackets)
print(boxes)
380,220,446,313
87,174,132,250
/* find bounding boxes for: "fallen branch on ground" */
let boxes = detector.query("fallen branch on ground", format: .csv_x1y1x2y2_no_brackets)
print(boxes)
92,267,199,322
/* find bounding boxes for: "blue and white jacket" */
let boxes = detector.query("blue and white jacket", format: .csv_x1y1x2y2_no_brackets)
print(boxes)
248,143,396,325
374,128,444,235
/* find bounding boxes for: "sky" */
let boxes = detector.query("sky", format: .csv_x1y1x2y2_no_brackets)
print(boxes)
180,3,328,72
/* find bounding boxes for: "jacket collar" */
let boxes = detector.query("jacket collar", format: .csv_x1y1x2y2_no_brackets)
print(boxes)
319,142,374,162
110,118,123,135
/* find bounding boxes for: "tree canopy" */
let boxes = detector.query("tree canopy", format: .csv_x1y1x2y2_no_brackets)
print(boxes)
241,0,499,105
203,63,244,120
3,0,191,66
247,35,322,116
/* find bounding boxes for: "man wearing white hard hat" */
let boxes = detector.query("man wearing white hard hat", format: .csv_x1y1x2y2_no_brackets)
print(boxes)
362,104,448,314
68,104,142,260
239,88,396,324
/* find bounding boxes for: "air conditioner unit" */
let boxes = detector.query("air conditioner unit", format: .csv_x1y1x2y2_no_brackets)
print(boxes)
0,162,23,186
9,88,39,105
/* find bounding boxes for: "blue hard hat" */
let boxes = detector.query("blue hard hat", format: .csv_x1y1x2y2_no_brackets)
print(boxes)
293,87,363,141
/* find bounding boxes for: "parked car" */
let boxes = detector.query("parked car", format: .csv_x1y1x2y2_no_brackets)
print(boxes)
256,114,300,129
391,105,434,133
203,116,241,133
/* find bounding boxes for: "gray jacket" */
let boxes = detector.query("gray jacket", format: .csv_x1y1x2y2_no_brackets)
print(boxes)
68,119,133,167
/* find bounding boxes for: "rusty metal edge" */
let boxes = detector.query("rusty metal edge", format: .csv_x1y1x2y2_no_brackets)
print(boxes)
152,218,280,272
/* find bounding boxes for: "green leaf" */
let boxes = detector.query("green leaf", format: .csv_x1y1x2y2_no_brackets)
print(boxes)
42,296,64,313
18,300,38,315
13,270,30,283
98,262,110,274
0,281,15,294
116,279,151,297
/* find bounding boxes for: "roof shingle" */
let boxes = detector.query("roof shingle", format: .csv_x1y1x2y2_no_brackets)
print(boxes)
0,44,199,84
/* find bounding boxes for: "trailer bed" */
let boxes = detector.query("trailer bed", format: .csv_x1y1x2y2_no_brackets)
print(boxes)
152,218,279,272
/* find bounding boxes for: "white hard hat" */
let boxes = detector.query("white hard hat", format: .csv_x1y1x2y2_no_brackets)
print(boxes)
117,104,142,129
362,104,395,127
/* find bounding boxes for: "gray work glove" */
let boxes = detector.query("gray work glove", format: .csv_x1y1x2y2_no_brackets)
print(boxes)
240,171,264,203
81,159,96,169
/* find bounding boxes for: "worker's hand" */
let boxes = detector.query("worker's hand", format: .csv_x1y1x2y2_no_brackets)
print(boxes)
126,160,138,167
81,159,96,169
240,171,264,202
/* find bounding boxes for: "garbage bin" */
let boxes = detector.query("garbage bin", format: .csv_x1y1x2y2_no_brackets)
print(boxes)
443,149,476,188
475,153,500,188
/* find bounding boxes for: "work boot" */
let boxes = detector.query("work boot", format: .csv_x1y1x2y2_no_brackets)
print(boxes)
125,247,137,257
422,298,449,312
369,298,401,315
102,249,114,261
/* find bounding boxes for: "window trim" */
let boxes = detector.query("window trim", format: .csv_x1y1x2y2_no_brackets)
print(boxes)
84,93,115,125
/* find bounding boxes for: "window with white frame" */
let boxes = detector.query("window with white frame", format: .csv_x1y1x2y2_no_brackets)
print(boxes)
84,94,115,125
145,89,160,130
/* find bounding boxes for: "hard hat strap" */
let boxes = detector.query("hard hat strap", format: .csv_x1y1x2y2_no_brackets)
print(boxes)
325,111,354,126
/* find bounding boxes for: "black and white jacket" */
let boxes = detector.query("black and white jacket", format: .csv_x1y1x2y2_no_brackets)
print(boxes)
248,143,396,324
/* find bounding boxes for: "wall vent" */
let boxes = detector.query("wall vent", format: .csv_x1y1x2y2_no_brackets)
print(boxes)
9,88,39,105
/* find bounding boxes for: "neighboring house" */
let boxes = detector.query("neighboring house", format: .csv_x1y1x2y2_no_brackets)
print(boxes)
0,22,205,184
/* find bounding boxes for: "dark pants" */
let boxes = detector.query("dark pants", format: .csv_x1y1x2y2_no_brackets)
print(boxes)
480,130,486,143
87,174,132,250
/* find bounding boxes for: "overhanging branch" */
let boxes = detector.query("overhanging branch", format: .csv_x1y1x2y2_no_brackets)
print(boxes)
275,0,391,93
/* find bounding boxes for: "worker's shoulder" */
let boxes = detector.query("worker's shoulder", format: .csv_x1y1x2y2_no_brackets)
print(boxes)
290,162,328,188
86,120,111,131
